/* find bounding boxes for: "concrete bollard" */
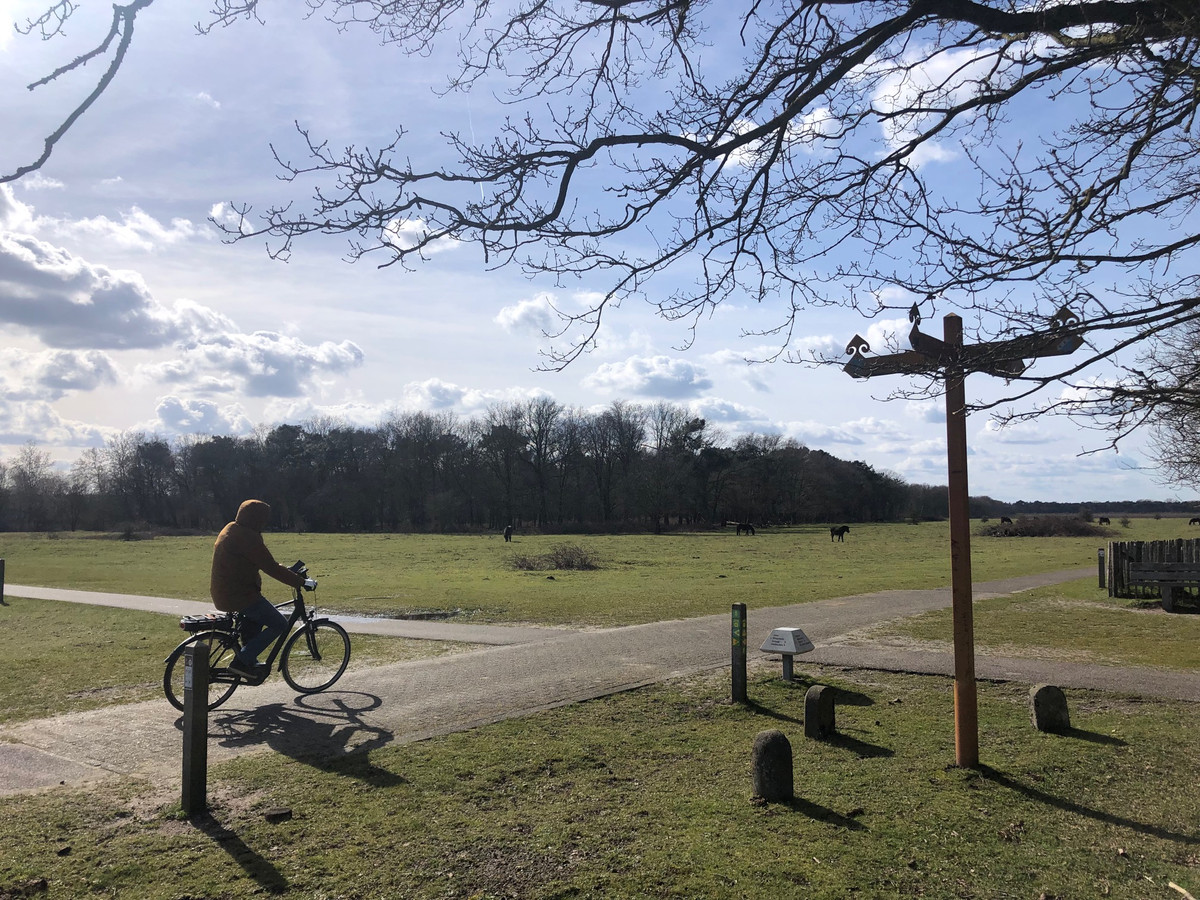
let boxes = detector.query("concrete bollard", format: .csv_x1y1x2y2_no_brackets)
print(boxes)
1029,684,1070,733
804,685,836,739
751,729,793,802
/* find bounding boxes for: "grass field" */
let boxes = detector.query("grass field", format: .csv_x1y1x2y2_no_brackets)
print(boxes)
0,516,1180,625
1,518,1197,726
1,520,1198,898
0,668,1197,899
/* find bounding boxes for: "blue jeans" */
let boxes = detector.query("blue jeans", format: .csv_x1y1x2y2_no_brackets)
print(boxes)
236,595,288,665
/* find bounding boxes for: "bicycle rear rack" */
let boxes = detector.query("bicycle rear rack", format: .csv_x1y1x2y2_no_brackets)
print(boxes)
179,612,234,633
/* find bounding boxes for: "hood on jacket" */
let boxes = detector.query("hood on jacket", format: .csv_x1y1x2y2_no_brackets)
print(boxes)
234,499,271,532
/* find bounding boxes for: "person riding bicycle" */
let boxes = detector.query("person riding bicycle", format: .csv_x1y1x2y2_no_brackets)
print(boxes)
210,499,315,679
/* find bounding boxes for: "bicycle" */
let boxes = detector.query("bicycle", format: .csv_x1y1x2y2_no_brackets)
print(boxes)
163,561,351,711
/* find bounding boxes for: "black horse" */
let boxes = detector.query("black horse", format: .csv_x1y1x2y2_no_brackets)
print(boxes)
830,525,850,542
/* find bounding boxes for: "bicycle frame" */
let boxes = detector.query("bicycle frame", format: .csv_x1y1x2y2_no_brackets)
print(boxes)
215,581,320,685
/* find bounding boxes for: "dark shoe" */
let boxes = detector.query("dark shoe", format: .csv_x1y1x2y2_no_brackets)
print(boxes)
229,659,267,680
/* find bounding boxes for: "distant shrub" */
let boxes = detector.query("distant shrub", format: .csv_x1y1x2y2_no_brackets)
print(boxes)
1120,516,1132,528
510,543,601,571
979,515,1112,538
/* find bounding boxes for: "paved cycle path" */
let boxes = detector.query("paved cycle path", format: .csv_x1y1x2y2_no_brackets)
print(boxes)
4,583,570,645
4,566,1198,798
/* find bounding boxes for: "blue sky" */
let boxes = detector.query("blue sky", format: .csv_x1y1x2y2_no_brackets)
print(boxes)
0,1,1189,504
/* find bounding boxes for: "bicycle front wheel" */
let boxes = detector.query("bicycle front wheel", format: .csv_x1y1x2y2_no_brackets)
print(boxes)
164,632,240,712
281,620,351,693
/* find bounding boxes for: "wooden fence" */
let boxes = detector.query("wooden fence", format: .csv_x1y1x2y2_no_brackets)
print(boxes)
1107,539,1200,600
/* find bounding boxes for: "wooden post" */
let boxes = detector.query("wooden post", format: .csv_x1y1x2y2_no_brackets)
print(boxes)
731,603,748,703
0,558,5,605
181,643,209,815
944,314,979,769
1098,547,1106,589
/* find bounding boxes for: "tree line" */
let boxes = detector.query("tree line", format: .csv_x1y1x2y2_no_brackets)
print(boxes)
0,399,952,534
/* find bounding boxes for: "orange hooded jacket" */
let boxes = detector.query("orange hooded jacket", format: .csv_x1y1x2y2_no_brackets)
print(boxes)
209,499,306,612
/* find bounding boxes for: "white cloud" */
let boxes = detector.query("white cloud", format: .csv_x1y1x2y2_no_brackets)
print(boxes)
18,173,65,191
194,91,221,110
687,109,840,170
583,355,713,399
209,202,251,236
261,398,388,430
863,317,914,353
146,396,253,436
906,400,944,424
1,348,121,400
401,377,469,410
871,46,1010,164
982,417,1059,445
0,397,110,448
496,293,556,333
0,232,229,349
785,107,841,150
162,332,366,398
0,185,35,231
383,217,460,255
38,207,204,250
687,397,770,427
398,377,547,414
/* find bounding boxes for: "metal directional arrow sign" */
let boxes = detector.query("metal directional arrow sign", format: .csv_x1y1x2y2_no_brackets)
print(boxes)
843,303,1083,769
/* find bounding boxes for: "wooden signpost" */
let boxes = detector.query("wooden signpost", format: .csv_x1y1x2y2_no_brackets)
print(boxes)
844,304,1082,768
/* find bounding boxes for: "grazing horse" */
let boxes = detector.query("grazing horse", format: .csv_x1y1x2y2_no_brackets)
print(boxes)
503,524,513,542
999,516,1013,525
1191,517,1200,526
1098,517,1110,525
736,522,756,536
830,525,850,542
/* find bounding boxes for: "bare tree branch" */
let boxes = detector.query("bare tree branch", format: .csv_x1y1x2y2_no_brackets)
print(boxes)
2,0,156,185
9,0,1200,464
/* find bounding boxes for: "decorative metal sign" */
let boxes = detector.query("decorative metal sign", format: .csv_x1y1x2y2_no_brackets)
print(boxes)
844,304,1083,381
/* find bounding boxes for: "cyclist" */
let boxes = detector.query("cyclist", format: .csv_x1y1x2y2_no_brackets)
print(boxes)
210,499,315,679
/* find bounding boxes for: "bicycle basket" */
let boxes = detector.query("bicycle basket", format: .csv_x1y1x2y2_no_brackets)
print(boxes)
179,612,234,632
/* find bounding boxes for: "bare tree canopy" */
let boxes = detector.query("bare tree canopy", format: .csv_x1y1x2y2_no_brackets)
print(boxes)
7,0,1200,446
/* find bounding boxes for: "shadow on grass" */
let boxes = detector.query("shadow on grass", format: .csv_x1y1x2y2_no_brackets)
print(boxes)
770,679,875,707
1059,726,1127,747
185,691,404,787
830,687,875,707
979,765,1200,845
827,731,894,759
785,797,869,831
189,811,288,894
746,699,802,726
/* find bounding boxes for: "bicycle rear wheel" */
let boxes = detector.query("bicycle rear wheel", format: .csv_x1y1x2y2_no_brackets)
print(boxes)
164,631,241,712
281,620,351,693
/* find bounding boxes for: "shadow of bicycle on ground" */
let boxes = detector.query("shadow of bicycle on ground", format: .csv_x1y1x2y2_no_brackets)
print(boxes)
192,691,405,787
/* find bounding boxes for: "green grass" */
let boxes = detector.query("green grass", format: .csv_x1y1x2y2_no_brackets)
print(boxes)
0,596,473,725
1,519,1196,724
0,668,1197,899
2,516,1180,626
863,578,1200,670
